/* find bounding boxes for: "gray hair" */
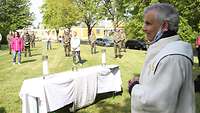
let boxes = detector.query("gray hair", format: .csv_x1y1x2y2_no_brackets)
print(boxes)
144,3,179,32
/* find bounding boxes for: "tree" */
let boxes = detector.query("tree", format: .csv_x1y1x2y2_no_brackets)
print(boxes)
161,0,200,32
74,0,105,42
124,0,199,43
102,0,128,30
0,0,33,44
41,0,81,30
124,0,149,40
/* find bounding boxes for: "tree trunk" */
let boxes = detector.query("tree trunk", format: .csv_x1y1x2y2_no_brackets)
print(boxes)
87,25,92,44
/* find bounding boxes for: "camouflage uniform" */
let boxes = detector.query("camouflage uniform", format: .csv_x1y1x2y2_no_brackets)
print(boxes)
63,31,71,57
30,32,36,48
113,30,122,58
7,32,13,54
120,30,126,52
89,32,96,54
23,32,31,57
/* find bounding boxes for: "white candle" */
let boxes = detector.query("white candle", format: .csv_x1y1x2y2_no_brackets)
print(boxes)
42,56,48,78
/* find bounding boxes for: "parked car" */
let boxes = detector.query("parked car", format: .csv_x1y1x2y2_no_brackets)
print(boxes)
125,40,147,50
95,38,114,47
95,38,104,46
103,38,114,47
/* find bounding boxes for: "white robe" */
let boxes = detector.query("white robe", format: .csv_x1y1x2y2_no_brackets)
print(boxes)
131,35,195,113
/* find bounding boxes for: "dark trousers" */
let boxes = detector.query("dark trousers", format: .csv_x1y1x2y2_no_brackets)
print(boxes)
72,51,81,64
91,43,96,54
64,45,70,56
25,46,31,57
197,46,200,66
47,41,52,50
8,44,11,54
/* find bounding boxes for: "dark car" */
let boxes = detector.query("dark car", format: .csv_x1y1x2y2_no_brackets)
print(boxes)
95,38,104,46
95,38,114,47
125,40,147,50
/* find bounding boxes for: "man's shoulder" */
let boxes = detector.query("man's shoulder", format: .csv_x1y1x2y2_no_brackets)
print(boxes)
157,41,193,63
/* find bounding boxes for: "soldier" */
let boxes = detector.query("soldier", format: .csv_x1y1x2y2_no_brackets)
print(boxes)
89,31,96,54
113,29,122,58
63,30,71,57
23,31,31,57
30,32,36,48
7,31,14,54
120,30,126,52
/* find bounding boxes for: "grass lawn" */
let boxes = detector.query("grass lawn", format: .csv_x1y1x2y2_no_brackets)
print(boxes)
0,42,200,113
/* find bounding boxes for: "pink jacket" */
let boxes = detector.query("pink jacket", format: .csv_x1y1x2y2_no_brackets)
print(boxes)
11,36,24,51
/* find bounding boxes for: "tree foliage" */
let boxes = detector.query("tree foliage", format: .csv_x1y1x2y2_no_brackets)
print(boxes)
0,0,33,43
41,0,81,29
74,0,105,40
102,0,128,29
124,0,200,43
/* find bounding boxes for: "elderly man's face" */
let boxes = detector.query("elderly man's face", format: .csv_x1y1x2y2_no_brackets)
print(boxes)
143,10,162,42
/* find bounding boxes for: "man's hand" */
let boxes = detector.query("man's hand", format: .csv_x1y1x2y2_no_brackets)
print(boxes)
128,76,139,95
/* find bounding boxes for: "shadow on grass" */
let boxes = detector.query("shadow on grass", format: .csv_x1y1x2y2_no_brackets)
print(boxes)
0,107,6,113
95,97,131,113
49,91,124,113
31,53,42,57
81,59,87,64
21,59,37,64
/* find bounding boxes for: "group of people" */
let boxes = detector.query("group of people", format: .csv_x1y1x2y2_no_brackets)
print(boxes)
0,3,199,113
6,31,36,64
58,30,82,64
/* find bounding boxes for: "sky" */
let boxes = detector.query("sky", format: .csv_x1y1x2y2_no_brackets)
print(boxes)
30,0,43,27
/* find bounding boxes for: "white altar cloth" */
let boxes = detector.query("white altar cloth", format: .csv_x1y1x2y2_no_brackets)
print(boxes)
19,65,122,113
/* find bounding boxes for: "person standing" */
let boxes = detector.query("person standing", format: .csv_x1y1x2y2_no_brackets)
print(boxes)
89,31,96,54
7,31,13,54
11,32,24,65
129,3,195,113
71,31,82,64
23,31,31,57
196,35,200,66
113,30,122,58
120,30,126,52
30,32,36,48
63,30,71,57
46,31,52,50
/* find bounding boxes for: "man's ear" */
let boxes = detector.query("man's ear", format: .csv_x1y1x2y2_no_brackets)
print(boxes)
162,21,169,32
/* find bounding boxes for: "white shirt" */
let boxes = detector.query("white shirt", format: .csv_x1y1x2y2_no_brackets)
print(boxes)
71,36,80,51
131,35,195,113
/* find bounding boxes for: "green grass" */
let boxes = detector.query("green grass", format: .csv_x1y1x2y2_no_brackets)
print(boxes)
0,42,200,113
